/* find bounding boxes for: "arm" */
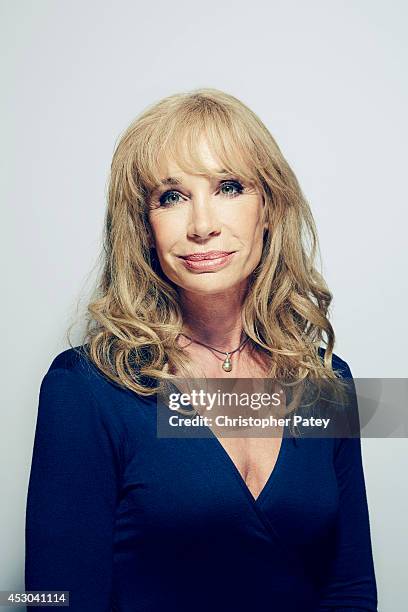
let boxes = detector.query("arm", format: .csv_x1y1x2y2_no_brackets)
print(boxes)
317,361,378,611
25,367,122,611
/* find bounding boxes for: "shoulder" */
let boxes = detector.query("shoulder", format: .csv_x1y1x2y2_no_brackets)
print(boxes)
47,344,97,378
33,347,130,480
317,346,354,379
41,344,152,418
39,345,131,421
317,346,360,443
37,346,141,450
45,344,127,394
39,345,110,410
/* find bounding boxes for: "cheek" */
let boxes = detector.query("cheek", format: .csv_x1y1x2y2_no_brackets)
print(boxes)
238,216,265,245
242,220,266,263
150,225,174,256
151,213,185,248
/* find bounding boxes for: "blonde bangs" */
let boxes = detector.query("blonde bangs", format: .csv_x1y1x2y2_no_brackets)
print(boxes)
133,94,265,201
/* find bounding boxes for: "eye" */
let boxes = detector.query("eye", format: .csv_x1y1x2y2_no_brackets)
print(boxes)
220,180,244,197
158,191,184,207
156,179,245,208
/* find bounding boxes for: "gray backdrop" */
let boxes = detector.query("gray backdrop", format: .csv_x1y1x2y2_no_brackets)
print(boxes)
1,1,407,610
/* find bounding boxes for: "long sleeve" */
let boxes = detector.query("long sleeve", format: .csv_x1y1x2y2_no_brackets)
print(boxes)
317,362,378,611
25,367,122,611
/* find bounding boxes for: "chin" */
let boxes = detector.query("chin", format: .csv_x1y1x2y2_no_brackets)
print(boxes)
177,275,244,294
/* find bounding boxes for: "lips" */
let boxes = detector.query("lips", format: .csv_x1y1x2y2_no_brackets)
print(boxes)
180,250,234,261
180,251,236,272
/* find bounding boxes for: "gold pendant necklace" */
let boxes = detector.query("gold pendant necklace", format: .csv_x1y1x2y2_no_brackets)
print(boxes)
222,353,232,372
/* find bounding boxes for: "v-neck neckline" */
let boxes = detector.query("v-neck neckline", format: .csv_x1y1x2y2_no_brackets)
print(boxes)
204,420,288,506
162,381,289,507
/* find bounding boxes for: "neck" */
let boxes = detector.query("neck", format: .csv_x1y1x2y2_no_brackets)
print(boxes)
178,283,248,351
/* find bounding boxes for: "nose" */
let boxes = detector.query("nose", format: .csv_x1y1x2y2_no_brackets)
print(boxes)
186,198,221,241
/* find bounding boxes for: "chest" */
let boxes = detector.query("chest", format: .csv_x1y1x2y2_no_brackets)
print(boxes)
215,435,284,500
168,354,282,500
118,417,339,555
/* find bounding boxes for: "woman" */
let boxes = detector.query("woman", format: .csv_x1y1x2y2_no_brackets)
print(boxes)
25,88,378,611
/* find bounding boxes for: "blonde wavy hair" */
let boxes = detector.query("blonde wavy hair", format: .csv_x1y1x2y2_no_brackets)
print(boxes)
67,87,347,407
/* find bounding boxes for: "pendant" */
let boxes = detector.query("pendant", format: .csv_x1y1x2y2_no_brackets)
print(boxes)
222,353,232,372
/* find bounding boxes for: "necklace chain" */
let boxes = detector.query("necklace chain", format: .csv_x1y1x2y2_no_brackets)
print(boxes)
178,332,250,373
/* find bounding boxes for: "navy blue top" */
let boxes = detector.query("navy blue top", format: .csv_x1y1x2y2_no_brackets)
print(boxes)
25,346,377,611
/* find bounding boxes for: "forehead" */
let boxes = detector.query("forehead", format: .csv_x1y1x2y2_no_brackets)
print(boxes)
157,137,222,177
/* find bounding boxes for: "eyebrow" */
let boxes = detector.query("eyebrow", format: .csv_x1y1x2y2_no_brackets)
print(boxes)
158,177,182,187
148,178,179,198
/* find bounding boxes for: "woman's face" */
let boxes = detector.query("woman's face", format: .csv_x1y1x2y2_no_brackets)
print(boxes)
147,138,268,296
